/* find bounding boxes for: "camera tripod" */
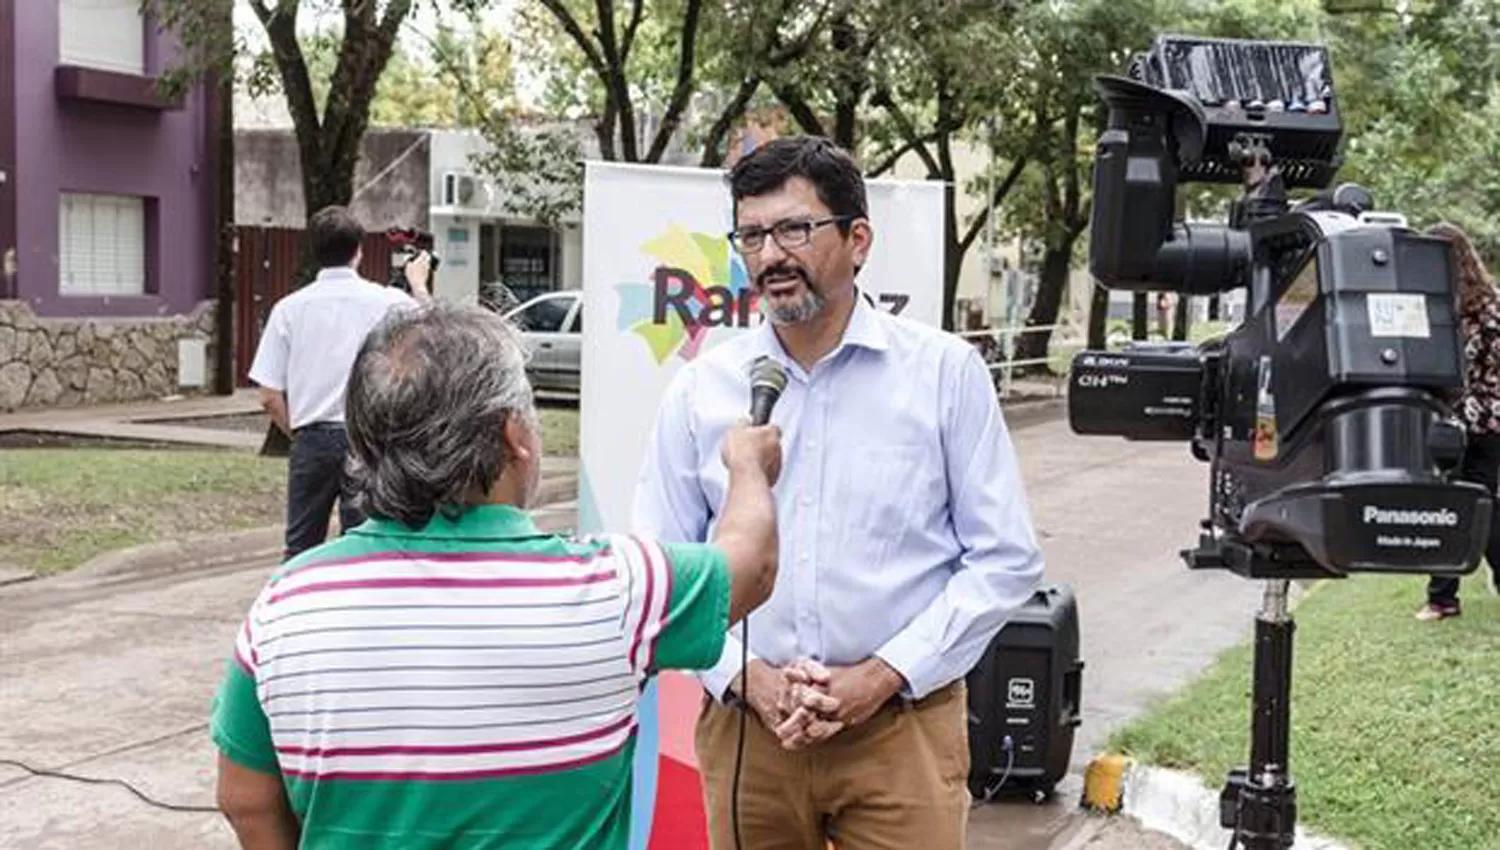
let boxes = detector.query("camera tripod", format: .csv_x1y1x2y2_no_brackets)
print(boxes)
1184,537,1321,850
1222,577,1298,850
1184,529,1348,850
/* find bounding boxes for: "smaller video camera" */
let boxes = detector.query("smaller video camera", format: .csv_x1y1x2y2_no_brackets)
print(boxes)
386,227,441,293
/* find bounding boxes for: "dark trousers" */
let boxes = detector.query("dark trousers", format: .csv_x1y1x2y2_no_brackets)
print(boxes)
1430,432,1500,605
284,424,364,562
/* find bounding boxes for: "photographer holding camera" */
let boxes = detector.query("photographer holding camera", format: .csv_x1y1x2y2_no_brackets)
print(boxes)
1417,222,1500,621
248,205,433,561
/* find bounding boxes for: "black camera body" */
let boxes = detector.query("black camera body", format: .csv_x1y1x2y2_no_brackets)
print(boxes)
1068,35,1492,580
386,226,441,293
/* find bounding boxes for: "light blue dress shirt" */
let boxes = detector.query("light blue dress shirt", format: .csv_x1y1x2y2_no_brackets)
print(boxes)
631,293,1045,700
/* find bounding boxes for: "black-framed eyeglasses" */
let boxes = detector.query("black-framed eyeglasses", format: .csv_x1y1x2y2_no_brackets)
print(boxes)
727,215,857,254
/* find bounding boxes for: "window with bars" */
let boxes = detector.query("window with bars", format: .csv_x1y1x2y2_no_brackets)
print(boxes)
58,0,145,75
59,193,147,297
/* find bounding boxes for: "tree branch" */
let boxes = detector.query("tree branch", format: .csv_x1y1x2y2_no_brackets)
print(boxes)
537,0,610,82
766,1,829,67
959,156,1027,255
317,0,410,206
593,0,621,67
1071,198,1092,240
771,82,827,138
867,131,943,177
592,0,637,160
620,0,644,65
700,76,762,167
343,0,374,27
871,87,941,176
375,0,409,43
324,0,410,159
1321,0,1400,13
645,0,703,162
596,94,619,160
1062,102,1084,229
254,0,321,159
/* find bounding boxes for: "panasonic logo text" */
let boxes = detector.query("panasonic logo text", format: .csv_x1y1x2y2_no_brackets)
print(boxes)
1361,506,1459,527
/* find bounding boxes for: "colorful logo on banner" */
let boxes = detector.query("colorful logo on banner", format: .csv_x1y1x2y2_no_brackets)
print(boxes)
615,225,758,365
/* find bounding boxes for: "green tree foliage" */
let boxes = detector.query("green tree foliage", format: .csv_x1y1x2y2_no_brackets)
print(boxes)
998,0,1167,359
748,0,1034,329
149,0,418,221
1326,0,1500,256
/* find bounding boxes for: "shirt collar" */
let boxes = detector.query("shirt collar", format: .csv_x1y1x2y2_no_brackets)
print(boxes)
314,266,363,284
353,504,546,540
747,288,890,373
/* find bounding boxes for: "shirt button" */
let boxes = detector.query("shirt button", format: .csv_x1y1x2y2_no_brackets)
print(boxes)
807,439,818,449
800,495,812,506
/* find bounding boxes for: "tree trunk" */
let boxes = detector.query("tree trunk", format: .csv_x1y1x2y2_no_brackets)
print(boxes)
1208,294,1220,321
1172,295,1190,341
1013,238,1075,366
1087,279,1109,349
830,13,861,150
1132,292,1148,340
941,180,960,330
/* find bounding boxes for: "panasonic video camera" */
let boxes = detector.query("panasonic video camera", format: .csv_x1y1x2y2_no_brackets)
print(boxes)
1068,34,1492,580
386,226,441,294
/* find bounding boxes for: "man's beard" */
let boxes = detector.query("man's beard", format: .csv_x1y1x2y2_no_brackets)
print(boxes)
758,264,826,326
765,287,826,326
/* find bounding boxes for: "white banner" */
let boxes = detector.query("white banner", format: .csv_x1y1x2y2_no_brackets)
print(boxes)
578,160,945,536
576,160,944,849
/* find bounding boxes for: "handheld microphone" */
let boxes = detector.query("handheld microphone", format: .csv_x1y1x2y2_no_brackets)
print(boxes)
749,357,788,426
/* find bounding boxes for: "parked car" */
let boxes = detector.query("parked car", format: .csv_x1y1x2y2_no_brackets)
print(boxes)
503,291,582,394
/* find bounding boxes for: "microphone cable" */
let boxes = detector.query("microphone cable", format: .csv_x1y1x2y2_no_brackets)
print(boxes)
731,616,748,850
0,757,218,814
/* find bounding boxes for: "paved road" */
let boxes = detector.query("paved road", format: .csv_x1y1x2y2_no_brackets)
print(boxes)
0,414,1264,849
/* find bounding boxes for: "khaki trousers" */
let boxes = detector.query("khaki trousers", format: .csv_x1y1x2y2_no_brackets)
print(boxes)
694,682,970,850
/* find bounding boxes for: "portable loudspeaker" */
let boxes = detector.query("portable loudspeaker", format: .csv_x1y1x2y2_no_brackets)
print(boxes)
965,583,1083,802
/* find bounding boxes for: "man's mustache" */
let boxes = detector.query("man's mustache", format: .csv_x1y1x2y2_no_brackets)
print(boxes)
757,265,809,288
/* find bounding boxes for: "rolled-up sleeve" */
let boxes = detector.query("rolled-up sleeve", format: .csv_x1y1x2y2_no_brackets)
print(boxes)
875,345,1045,698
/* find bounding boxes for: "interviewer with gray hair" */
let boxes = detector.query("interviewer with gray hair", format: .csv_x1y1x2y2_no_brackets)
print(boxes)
210,302,782,850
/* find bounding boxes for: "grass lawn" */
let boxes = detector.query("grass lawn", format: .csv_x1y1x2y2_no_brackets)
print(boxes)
1111,575,1500,850
0,408,582,577
0,448,286,576
539,406,579,456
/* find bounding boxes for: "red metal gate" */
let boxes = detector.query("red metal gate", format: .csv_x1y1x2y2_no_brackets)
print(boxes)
234,226,395,386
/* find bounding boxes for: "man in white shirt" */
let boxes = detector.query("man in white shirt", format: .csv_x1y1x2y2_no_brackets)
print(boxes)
632,136,1045,849
248,205,429,561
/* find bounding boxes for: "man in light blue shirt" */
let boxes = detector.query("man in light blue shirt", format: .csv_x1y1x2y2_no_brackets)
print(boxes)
632,136,1045,849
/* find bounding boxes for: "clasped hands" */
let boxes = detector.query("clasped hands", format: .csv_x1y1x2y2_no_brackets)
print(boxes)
737,657,906,751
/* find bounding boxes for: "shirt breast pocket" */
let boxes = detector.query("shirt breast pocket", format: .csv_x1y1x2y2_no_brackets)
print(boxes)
841,443,943,567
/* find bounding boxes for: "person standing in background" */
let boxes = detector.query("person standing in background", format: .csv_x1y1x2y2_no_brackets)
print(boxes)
248,205,431,561
1418,222,1500,620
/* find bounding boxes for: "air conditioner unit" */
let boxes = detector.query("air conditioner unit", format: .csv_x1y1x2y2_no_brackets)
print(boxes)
442,172,479,208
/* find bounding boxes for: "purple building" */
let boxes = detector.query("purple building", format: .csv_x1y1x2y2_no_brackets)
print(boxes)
0,0,222,412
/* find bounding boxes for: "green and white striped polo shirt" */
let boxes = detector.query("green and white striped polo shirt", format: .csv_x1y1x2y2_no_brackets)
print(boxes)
210,504,729,849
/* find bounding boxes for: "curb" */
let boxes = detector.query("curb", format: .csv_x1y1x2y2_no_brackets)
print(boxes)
68,526,285,583
0,565,37,587
58,475,582,584
1081,755,1351,850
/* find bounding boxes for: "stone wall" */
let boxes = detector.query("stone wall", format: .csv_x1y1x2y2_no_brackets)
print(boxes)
0,301,219,412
